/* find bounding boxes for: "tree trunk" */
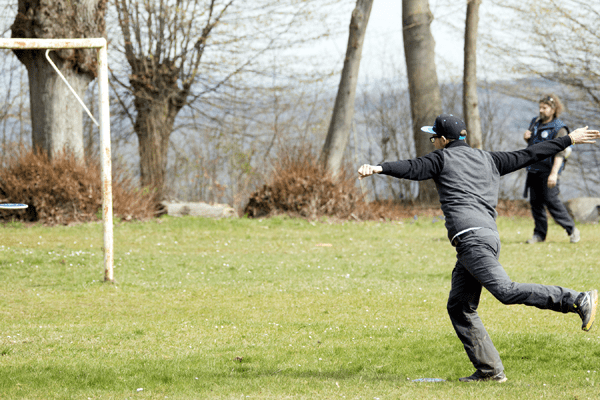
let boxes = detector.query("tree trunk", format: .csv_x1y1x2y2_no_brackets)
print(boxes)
402,0,442,204
463,0,483,149
319,0,373,175
135,97,179,195
11,0,106,162
22,53,89,160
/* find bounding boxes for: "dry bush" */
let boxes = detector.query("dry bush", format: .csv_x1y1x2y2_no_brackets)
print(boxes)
244,148,367,220
0,147,159,224
111,170,161,222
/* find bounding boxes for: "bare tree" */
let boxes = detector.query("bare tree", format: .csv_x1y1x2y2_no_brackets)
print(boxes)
463,0,482,149
402,0,442,203
111,0,349,198
112,0,236,197
11,0,106,161
484,0,600,196
355,74,519,202
485,0,600,125
319,0,373,175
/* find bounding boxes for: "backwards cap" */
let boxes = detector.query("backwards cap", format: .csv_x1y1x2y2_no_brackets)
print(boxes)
421,114,467,140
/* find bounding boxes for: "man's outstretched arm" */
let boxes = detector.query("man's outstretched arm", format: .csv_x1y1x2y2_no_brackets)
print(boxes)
491,126,600,176
358,151,445,181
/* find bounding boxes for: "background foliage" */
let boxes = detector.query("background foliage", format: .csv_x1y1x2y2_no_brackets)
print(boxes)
0,0,599,211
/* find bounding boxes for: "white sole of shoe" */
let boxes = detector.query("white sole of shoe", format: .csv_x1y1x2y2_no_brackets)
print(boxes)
583,289,598,332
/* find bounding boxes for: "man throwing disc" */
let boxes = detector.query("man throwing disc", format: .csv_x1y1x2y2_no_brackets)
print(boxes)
358,114,599,383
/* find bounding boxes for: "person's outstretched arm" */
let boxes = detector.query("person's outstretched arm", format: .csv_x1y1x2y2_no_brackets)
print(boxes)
358,151,444,181
491,126,599,176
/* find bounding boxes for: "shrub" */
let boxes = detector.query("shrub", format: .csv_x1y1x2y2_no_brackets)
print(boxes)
111,169,161,222
0,147,159,224
244,148,366,220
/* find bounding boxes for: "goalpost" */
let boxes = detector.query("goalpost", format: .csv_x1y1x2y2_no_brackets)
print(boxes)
0,38,114,282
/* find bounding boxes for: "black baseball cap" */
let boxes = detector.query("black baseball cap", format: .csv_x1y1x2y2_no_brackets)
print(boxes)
421,114,467,140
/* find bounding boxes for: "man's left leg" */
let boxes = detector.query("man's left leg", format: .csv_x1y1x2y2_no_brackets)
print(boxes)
447,260,504,378
528,176,548,242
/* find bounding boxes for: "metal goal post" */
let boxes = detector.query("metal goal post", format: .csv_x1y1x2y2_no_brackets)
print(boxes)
0,38,114,283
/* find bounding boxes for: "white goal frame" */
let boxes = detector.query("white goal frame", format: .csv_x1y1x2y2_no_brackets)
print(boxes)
0,38,114,282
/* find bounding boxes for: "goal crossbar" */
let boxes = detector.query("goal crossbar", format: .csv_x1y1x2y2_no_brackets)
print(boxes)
0,38,114,283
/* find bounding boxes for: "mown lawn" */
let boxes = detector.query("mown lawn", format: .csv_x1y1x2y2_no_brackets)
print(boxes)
0,215,599,399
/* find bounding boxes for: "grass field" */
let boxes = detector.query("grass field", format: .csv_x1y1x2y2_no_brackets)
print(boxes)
0,215,599,399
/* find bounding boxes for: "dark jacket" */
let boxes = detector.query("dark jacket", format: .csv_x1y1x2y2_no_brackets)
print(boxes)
526,117,569,173
380,135,573,242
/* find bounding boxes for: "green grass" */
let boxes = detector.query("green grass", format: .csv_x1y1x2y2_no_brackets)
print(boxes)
0,215,599,399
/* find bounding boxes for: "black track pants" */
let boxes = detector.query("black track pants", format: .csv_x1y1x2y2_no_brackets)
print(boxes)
447,228,579,374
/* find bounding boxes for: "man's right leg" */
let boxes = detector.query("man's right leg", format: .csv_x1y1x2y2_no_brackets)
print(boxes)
459,229,596,330
529,176,548,241
460,229,580,313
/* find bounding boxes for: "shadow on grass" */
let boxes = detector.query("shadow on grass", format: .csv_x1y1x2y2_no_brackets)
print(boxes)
0,357,449,393
8,333,588,393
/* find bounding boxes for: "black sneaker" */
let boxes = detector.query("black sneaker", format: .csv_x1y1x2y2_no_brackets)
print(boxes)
459,370,507,383
574,290,598,332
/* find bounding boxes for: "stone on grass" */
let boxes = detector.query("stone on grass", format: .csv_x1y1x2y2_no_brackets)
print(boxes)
565,197,600,223
161,202,237,218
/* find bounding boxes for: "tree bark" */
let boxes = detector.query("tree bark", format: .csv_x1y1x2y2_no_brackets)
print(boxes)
21,54,87,159
134,95,180,193
463,0,483,149
402,0,442,203
319,0,373,175
11,0,106,161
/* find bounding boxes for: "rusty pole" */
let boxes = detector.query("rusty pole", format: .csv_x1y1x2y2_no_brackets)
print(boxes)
97,40,114,283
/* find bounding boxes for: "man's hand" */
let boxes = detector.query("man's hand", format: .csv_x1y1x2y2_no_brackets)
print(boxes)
524,130,532,142
568,126,600,144
358,164,383,180
548,173,558,189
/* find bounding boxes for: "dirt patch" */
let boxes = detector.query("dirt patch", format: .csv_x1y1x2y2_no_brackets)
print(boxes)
495,199,532,218
352,198,531,221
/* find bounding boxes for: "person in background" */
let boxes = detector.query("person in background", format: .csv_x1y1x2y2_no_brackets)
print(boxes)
523,94,579,244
